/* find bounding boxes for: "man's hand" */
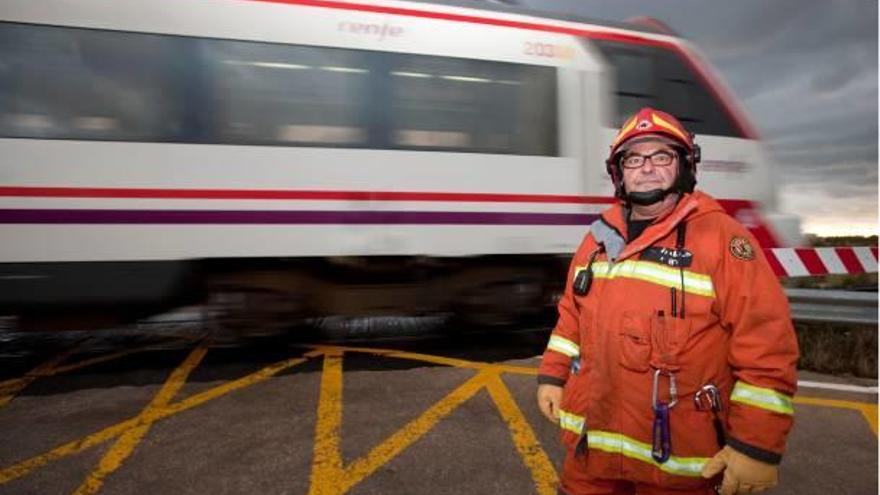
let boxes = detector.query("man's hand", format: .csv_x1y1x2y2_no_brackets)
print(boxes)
701,445,778,494
536,384,563,424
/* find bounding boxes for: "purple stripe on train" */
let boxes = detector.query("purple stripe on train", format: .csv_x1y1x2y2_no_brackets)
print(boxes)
0,209,598,226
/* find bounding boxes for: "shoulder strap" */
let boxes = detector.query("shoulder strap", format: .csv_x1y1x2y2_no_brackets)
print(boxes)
676,221,687,250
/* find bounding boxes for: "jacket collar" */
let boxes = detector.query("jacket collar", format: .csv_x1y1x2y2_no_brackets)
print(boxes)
598,192,702,262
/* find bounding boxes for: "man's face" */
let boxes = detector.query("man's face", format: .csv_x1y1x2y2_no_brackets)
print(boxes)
620,140,679,194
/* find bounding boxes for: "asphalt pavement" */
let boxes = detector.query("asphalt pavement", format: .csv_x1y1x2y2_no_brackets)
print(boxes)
0,321,875,495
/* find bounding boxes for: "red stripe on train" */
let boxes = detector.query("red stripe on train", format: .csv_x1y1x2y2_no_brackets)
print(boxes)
0,186,613,204
1,186,784,246
257,0,666,44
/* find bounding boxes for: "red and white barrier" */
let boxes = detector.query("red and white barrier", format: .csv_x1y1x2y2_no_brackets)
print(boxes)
764,247,879,277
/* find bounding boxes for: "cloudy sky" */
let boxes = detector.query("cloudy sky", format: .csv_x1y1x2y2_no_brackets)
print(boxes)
522,0,878,237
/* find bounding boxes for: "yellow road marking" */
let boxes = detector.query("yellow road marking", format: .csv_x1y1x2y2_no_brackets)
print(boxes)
72,344,208,495
0,340,86,408
311,344,476,370
53,338,197,375
340,371,493,493
794,395,873,409
308,349,345,495
309,344,538,375
2,338,876,494
306,348,552,495
795,396,878,436
0,411,145,484
0,350,318,485
485,374,558,495
860,404,878,436
0,337,197,409
306,346,497,495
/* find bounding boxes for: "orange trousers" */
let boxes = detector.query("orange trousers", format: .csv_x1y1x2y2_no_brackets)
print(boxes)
558,452,718,495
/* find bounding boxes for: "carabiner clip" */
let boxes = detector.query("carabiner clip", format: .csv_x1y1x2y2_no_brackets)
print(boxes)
651,368,678,409
694,383,727,448
694,384,722,412
651,369,677,464
651,401,671,463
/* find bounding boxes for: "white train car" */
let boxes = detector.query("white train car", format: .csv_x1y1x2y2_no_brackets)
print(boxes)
0,0,801,328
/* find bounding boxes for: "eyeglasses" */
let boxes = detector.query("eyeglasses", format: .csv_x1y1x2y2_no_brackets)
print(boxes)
620,150,676,169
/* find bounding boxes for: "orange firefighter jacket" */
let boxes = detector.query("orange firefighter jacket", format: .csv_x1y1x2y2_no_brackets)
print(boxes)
538,191,798,489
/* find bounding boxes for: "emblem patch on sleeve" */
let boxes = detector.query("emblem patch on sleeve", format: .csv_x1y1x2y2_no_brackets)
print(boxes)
729,236,755,261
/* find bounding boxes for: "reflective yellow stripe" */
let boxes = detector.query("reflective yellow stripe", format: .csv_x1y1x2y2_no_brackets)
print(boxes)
558,410,585,435
547,335,579,358
651,113,689,142
588,430,709,478
731,381,794,415
554,414,710,478
576,261,715,298
612,115,639,147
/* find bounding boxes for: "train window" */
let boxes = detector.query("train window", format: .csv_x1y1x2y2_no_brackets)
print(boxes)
387,55,558,155
608,50,655,120
201,39,373,147
593,40,741,137
0,22,558,154
0,23,191,141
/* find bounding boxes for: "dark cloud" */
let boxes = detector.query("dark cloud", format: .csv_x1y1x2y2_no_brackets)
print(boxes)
522,0,877,234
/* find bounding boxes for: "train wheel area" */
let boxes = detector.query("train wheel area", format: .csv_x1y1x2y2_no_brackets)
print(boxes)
0,331,876,495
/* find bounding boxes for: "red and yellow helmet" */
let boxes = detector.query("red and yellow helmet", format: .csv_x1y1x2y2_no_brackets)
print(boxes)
605,107,700,199
610,107,693,155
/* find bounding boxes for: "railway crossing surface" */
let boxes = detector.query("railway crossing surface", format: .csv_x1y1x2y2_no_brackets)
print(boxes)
0,332,875,495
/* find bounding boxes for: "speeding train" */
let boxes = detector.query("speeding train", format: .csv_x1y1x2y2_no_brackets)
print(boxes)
0,0,802,330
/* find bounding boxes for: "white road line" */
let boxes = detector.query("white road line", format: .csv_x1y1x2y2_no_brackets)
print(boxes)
798,380,877,394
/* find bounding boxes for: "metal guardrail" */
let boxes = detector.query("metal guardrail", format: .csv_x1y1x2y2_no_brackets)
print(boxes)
786,288,878,325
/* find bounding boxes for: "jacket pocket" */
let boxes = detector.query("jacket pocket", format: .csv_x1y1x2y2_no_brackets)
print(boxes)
649,313,694,371
618,311,652,372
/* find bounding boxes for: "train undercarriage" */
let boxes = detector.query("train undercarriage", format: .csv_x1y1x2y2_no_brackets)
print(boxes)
0,255,568,333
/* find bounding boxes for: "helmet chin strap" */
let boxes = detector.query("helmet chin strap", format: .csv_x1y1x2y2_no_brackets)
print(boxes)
627,186,676,206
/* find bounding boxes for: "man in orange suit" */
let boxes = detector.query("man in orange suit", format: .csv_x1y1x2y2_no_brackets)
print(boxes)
536,107,798,495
